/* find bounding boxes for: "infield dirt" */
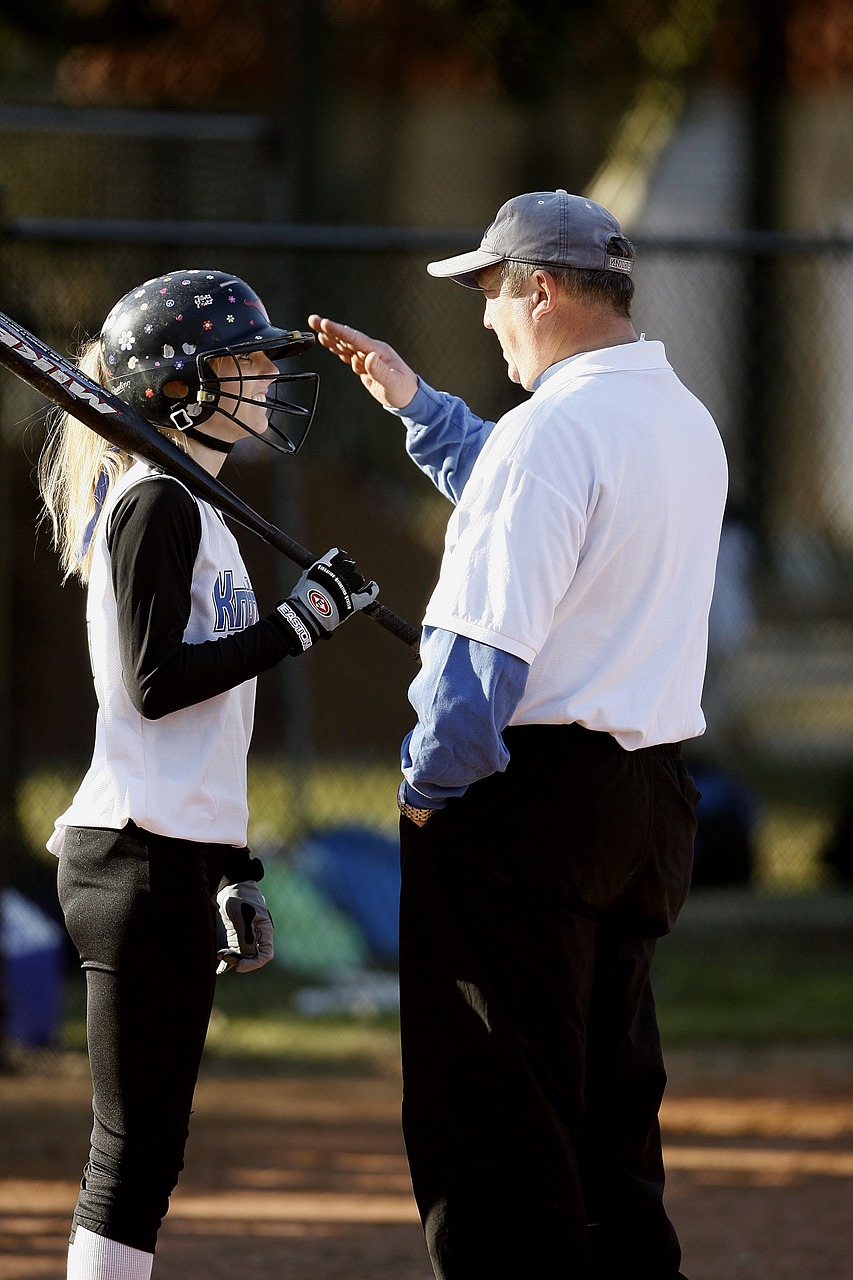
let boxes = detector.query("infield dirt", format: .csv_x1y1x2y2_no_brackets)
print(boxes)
1,1046,851,1280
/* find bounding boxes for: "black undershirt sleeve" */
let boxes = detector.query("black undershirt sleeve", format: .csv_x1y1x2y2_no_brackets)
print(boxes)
108,478,296,720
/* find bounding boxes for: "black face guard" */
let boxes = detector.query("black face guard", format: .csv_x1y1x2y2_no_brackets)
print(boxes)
191,351,320,455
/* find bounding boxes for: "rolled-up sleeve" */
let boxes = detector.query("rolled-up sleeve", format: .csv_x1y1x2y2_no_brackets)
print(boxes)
400,625,529,809
386,380,496,504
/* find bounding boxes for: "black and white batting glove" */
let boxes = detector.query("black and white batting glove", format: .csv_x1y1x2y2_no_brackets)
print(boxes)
216,881,275,975
274,547,379,654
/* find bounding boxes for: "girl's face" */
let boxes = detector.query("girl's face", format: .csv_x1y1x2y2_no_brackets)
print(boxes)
204,349,280,443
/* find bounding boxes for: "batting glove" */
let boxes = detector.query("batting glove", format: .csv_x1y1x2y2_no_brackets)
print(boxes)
216,881,275,975
275,547,379,653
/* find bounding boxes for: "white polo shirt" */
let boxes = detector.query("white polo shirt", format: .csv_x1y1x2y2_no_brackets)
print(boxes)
423,339,728,750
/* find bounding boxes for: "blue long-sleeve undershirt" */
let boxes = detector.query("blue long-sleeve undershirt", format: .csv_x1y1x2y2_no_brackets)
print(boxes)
400,625,529,808
388,381,530,810
395,379,497,504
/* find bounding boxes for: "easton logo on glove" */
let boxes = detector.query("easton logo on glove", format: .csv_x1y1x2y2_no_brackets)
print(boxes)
307,588,333,617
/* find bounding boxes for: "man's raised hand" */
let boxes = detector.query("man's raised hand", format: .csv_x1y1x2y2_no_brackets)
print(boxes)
308,315,419,410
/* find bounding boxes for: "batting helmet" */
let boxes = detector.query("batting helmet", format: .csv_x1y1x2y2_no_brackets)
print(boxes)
99,269,319,454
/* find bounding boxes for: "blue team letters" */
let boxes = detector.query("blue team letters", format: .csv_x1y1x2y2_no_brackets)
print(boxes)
213,570,258,632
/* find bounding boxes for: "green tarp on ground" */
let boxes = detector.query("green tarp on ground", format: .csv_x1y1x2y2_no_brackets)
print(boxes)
259,860,371,974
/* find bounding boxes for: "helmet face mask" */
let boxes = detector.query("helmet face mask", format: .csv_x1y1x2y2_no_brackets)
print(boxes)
100,270,319,455
185,346,320,454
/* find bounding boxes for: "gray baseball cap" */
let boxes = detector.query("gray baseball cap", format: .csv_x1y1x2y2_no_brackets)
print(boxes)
427,190,634,289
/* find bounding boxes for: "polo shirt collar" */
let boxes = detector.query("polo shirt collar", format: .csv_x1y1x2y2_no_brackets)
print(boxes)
533,336,671,392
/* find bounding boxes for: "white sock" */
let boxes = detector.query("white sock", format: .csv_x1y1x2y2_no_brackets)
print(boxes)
67,1225,154,1280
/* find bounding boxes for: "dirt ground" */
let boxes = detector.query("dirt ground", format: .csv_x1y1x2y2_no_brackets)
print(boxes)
1,1046,852,1280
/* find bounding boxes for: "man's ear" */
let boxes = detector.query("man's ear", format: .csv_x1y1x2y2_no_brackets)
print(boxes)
162,380,190,400
531,270,558,319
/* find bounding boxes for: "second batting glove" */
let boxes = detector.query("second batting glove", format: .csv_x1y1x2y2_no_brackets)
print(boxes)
216,881,275,975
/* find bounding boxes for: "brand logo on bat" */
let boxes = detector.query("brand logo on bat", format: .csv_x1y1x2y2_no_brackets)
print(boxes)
0,324,118,416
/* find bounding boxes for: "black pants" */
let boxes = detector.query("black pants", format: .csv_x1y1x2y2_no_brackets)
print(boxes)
399,724,700,1280
57,823,227,1254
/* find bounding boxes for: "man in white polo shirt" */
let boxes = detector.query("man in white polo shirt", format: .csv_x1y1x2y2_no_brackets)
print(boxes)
309,190,727,1280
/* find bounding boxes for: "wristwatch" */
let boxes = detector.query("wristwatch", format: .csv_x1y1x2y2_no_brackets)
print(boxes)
397,779,436,826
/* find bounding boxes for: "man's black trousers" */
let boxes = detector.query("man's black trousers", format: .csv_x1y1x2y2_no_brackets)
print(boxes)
399,723,700,1280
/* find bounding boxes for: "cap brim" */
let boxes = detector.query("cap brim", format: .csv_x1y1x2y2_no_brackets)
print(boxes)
426,248,503,289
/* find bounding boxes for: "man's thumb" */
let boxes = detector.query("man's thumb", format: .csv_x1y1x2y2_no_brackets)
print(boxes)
363,349,389,380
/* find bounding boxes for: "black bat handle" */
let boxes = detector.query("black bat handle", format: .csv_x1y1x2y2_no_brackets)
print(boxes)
257,522,420,650
363,600,421,650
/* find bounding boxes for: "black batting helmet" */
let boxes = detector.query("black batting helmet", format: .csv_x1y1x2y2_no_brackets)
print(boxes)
99,269,319,454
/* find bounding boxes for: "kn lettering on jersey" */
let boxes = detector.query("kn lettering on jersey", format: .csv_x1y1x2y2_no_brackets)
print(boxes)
213,570,258,632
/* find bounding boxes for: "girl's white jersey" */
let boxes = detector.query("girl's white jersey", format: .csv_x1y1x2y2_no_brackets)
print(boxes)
48,463,257,854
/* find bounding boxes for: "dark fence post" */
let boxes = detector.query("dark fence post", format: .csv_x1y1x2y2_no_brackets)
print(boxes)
742,0,790,563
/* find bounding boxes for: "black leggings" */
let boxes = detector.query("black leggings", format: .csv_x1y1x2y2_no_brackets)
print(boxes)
57,823,227,1254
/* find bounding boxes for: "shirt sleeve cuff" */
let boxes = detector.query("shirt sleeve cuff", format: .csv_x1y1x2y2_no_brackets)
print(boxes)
401,778,446,811
383,378,443,424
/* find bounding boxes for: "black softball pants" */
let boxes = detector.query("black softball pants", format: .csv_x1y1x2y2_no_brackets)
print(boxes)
57,822,227,1254
399,723,700,1280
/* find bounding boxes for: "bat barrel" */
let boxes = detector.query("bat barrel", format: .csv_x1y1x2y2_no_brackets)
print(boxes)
0,308,421,653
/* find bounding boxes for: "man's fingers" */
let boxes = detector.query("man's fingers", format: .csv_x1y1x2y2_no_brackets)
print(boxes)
308,314,378,359
308,314,356,348
308,314,416,407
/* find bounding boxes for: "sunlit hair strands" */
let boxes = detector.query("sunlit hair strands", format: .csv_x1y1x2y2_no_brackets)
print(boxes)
38,338,190,585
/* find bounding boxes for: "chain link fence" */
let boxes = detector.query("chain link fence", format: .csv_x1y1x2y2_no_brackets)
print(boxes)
1,116,852,1066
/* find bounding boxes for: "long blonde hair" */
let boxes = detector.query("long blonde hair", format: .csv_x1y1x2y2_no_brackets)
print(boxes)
38,337,188,584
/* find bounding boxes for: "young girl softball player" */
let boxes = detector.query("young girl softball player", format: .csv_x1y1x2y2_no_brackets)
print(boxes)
39,268,378,1280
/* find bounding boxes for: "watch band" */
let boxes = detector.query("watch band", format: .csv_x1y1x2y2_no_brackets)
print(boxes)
397,779,436,824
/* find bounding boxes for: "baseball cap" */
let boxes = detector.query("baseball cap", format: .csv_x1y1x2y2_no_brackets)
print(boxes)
427,190,634,289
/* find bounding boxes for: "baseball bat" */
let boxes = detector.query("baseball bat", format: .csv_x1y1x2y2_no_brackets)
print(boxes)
0,308,421,651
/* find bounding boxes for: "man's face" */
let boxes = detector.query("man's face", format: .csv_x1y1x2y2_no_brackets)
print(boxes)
477,265,539,389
